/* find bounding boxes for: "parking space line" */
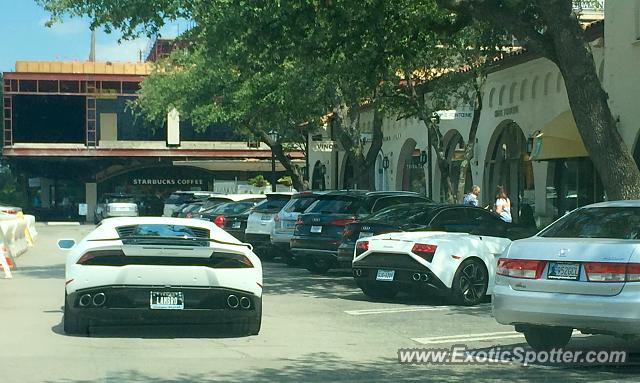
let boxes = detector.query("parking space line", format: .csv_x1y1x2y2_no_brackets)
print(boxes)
412,330,582,345
345,306,449,316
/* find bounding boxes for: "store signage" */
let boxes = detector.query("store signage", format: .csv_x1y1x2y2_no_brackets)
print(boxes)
132,178,204,186
314,141,338,152
494,105,519,118
436,110,473,120
383,133,403,142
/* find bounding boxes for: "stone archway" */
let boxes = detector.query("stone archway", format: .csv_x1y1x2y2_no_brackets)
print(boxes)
396,138,425,193
311,160,326,190
484,120,534,222
440,130,469,201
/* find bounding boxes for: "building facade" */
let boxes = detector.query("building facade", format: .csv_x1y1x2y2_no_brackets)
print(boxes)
309,1,638,227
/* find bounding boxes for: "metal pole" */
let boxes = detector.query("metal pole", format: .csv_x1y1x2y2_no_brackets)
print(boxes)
427,127,433,200
271,149,277,192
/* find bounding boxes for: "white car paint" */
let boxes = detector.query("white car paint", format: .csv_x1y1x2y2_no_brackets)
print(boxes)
64,217,262,298
354,231,511,293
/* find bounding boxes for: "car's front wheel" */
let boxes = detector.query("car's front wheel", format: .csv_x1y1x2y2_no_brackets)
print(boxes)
523,326,572,350
451,258,488,306
63,295,89,335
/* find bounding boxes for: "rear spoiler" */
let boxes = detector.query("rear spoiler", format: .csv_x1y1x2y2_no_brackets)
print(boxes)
88,236,253,250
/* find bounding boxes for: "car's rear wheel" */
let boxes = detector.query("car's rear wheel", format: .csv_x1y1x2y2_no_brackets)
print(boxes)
305,257,332,274
451,258,488,306
523,326,572,350
63,295,89,336
361,285,398,300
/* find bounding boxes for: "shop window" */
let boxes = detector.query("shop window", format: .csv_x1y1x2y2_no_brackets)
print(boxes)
38,80,58,93
520,79,528,101
547,158,605,219
60,81,80,93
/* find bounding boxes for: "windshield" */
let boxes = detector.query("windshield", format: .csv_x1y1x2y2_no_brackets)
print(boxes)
165,193,193,204
365,203,436,224
539,207,640,239
306,196,362,214
211,201,256,215
283,195,318,213
253,196,291,212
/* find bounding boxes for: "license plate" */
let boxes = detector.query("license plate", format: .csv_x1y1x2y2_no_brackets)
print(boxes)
232,221,241,229
547,262,580,280
376,269,395,281
150,291,184,310
359,231,374,239
261,214,271,221
310,225,322,233
283,221,296,229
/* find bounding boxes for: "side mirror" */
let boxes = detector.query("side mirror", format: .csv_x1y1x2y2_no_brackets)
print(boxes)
57,239,76,250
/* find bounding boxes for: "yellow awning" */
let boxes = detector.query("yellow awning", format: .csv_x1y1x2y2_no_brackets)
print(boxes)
531,111,588,160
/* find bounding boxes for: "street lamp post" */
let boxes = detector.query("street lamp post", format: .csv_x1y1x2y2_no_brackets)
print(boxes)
268,130,279,192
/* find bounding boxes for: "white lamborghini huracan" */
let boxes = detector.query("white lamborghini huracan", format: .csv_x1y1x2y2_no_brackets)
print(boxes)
58,217,262,335
352,231,512,305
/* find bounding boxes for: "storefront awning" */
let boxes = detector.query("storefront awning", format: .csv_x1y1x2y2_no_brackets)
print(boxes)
531,111,588,161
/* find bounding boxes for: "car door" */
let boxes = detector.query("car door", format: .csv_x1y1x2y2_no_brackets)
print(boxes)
466,209,512,257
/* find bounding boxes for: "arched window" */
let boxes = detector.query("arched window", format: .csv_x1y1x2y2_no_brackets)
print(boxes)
520,78,529,101
531,76,539,99
556,72,563,93
489,88,496,108
543,72,552,96
509,82,518,104
498,85,506,106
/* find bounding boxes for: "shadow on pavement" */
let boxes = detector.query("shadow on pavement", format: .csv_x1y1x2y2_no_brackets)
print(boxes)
42,350,640,383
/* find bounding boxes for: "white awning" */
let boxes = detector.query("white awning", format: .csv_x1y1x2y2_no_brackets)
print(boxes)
531,111,588,161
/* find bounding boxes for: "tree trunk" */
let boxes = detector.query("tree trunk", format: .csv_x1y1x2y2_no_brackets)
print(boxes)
260,131,307,191
457,75,483,204
537,0,640,200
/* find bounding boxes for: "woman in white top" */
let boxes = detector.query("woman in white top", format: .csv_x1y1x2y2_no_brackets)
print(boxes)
494,185,512,223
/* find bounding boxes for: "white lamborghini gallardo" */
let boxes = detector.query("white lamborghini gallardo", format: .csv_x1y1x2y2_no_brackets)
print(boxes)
58,217,262,335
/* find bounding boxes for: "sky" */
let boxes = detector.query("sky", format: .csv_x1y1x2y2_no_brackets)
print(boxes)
0,0,184,72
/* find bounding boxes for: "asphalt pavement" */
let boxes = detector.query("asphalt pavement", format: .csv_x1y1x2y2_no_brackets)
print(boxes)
1,224,640,382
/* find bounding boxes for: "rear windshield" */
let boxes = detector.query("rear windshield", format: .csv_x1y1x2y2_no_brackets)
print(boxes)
105,196,136,204
254,196,291,213
366,203,436,224
116,224,211,246
202,197,231,210
211,201,256,215
166,193,193,204
538,207,640,239
306,196,362,214
283,195,319,213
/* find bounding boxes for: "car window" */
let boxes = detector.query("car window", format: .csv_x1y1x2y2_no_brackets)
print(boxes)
253,196,291,212
466,209,507,236
539,207,640,239
165,193,192,204
283,196,318,213
371,195,425,212
306,196,362,214
105,196,136,204
429,208,470,232
212,202,255,214
366,204,436,224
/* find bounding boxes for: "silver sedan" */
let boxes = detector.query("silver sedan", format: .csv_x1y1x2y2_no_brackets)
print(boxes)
493,200,640,350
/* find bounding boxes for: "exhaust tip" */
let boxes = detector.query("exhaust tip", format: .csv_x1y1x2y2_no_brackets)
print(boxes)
92,292,106,307
354,268,362,277
412,273,421,281
79,294,92,307
240,296,251,309
421,274,429,282
227,295,239,308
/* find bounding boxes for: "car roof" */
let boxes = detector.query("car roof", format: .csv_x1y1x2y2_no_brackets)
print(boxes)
206,194,267,201
320,190,423,197
583,200,640,208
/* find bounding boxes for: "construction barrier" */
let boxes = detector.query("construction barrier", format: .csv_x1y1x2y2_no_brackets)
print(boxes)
0,213,37,279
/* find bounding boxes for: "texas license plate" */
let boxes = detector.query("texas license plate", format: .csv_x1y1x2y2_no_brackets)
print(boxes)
359,231,373,239
150,291,184,310
547,262,580,280
310,225,322,233
232,221,241,229
376,269,395,281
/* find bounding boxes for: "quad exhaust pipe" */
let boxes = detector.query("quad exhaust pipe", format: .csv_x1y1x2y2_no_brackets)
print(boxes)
412,273,429,282
353,268,363,277
79,294,92,307
240,297,251,309
227,295,239,308
92,292,106,307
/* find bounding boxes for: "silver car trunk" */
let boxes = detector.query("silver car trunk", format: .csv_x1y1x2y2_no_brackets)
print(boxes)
506,237,640,296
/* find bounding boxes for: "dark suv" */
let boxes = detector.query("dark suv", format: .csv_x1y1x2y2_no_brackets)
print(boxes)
290,191,429,273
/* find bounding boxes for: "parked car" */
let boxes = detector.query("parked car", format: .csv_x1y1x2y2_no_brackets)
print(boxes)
58,217,262,336
94,193,138,223
193,194,266,219
291,191,429,274
202,201,264,241
351,205,536,305
135,195,164,217
163,191,219,217
176,200,205,218
339,203,536,267
271,191,329,265
493,200,640,350
244,192,295,258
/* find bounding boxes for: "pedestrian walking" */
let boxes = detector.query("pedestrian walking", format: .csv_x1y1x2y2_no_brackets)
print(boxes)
494,185,512,223
463,185,481,207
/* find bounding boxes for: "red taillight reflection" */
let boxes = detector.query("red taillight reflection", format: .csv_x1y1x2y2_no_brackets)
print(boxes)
355,241,369,256
584,262,627,282
342,229,354,238
213,215,225,227
295,217,303,225
330,218,356,226
497,258,546,279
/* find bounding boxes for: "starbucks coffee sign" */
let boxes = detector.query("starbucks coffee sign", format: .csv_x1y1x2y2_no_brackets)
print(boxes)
132,178,204,186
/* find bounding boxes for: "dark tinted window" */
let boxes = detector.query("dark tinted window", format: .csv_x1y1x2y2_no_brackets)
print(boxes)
372,195,426,212
211,201,256,214
366,204,436,224
539,207,640,239
467,209,507,236
105,195,136,204
430,208,470,232
166,193,193,204
307,196,362,214
254,196,291,212
284,196,318,213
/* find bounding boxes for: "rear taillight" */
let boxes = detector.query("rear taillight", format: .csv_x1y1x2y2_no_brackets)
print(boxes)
355,241,369,256
411,243,437,262
186,212,193,218
213,215,225,227
584,262,633,282
295,217,303,225
330,218,356,226
77,250,125,265
497,258,546,279
342,229,354,239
